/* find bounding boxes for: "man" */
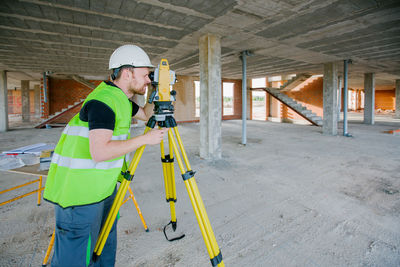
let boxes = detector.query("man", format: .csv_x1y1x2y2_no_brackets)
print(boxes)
43,44,166,267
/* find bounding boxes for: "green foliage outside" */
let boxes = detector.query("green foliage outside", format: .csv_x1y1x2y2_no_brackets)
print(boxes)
252,96,265,101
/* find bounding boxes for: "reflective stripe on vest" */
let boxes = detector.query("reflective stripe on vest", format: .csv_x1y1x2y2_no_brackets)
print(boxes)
63,125,128,140
51,153,125,170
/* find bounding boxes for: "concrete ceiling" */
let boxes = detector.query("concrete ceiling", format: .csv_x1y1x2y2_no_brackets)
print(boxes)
1,0,399,89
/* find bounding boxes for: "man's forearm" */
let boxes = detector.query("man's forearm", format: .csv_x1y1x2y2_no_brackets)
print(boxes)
90,134,147,162
89,128,166,162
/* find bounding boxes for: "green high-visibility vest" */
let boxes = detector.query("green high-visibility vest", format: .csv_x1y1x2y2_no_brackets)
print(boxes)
44,82,132,208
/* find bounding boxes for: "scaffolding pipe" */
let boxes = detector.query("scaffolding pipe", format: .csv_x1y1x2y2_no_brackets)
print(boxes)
43,72,48,103
338,75,342,122
241,51,247,145
343,60,350,136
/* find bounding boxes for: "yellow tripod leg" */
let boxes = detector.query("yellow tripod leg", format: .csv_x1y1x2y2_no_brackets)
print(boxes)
93,126,151,260
174,127,223,266
160,139,171,204
94,179,129,255
168,129,224,267
42,228,55,266
168,132,177,226
161,131,179,239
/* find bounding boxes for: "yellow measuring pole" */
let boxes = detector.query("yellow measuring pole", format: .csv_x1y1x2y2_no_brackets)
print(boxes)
126,186,149,231
42,229,55,266
37,175,43,206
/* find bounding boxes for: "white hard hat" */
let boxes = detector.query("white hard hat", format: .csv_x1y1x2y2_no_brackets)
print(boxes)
109,44,154,69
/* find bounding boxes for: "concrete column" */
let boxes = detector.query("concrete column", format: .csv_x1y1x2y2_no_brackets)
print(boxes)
322,62,338,135
0,71,8,132
395,80,400,119
199,34,222,160
21,80,30,122
363,73,375,124
34,84,40,119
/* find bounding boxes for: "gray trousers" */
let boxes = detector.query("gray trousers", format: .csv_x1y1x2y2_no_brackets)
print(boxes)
51,187,118,267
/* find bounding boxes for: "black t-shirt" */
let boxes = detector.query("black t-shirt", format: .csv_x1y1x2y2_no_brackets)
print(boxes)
79,81,140,130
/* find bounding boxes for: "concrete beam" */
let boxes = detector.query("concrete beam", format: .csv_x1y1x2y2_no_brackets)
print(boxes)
199,34,222,160
395,80,400,119
0,71,8,132
21,80,30,122
323,62,338,135
363,73,375,125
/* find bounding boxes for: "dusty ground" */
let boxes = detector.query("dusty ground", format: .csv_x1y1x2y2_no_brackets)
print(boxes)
1,113,399,267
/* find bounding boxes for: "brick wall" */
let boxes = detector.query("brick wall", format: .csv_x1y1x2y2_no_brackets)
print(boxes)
376,89,395,110
38,78,101,123
49,78,101,115
7,90,35,114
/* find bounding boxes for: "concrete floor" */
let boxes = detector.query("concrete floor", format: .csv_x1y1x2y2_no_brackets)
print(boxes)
0,116,399,266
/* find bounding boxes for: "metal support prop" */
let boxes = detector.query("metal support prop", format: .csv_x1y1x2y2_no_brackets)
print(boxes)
337,75,342,122
241,51,247,145
43,72,48,103
343,59,351,137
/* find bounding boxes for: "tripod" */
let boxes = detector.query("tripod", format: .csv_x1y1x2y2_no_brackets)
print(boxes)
93,58,224,266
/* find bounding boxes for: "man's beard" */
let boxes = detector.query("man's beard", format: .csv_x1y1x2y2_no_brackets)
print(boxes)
129,87,145,95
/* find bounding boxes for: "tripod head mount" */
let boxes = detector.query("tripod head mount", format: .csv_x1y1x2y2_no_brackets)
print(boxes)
148,59,177,116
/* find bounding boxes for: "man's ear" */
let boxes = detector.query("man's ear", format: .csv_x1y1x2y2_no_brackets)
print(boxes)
121,68,131,80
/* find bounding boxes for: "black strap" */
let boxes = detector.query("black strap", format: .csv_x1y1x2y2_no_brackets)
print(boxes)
163,221,185,242
210,251,223,267
182,170,196,181
121,159,134,181
121,171,134,181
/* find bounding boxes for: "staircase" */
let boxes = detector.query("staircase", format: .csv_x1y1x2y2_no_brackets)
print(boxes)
280,74,312,92
262,87,323,126
34,99,85,128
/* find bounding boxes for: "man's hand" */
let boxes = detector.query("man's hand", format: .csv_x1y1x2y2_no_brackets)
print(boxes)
142,128,168,145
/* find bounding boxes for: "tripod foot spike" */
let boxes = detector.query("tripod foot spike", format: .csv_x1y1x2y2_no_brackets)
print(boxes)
163,221,185,242
92,253,99,263
171,221,177,231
